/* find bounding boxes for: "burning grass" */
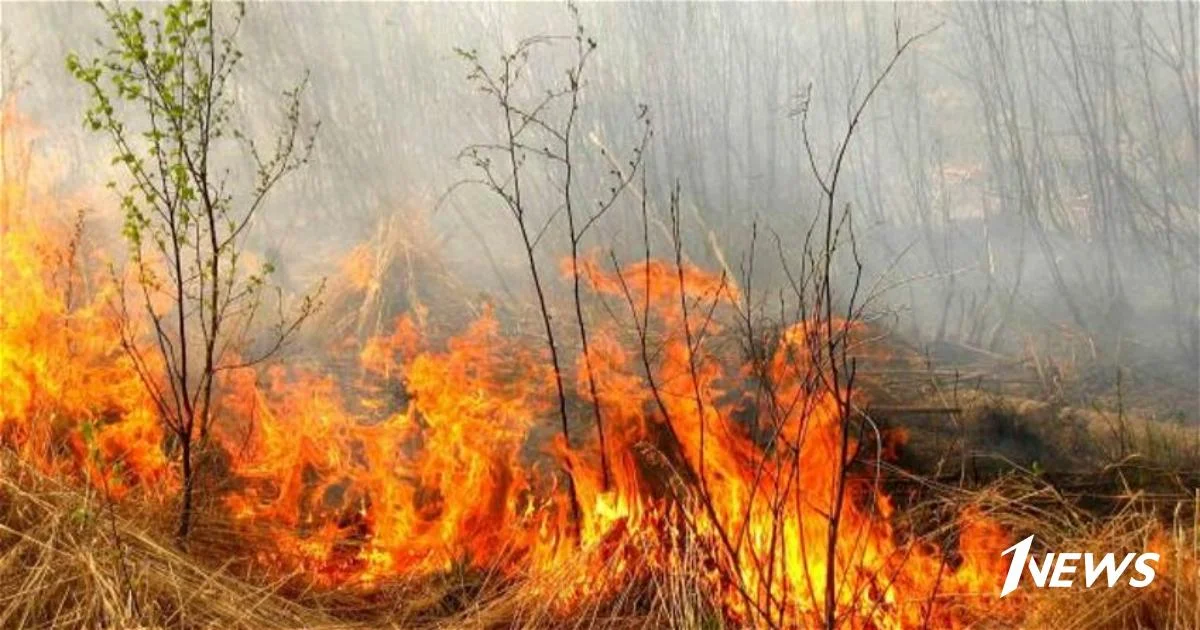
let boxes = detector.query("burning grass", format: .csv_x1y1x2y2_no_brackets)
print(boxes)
2,447,1195,629
206,270,1025,626
2,102,1197,629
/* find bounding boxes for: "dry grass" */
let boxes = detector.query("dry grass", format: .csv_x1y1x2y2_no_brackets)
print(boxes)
307,210,475,348
0,449,719,630
0,452,343,630
966,477,1199,629
3,446,1196,629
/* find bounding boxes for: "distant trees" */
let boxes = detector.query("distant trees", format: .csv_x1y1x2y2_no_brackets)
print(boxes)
67,0,322,539
951,1,1198,358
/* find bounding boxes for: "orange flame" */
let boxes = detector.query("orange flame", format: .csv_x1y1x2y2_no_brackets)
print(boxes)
0,106,1018,627
0,105,172,499
208,252,1018,626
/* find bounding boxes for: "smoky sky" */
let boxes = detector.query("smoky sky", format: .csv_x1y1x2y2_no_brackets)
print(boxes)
2,2,1197,370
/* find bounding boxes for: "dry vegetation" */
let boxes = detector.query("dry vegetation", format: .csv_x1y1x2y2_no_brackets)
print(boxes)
1,193,1195,628
2,430,1196,629
1,1,1198,628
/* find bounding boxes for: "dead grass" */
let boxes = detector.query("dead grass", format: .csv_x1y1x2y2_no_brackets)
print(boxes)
0,452,343,630
0,449,720,629
965,477,1199,629
3,446,1195,629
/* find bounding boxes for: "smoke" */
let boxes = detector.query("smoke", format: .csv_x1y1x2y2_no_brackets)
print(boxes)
3,1,1197,367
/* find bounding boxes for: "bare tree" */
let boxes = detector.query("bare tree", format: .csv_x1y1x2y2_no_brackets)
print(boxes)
454,6,647,510
795,19,936,628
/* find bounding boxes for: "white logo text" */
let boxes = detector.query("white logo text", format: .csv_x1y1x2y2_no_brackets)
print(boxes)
999,535,1158,598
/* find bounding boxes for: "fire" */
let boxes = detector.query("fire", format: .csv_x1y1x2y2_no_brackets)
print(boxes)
0,104,172,499
211,255,1017,626
0,106,1016,627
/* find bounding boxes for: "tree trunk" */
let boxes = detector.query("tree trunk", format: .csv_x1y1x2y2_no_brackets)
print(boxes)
177,437,194,541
